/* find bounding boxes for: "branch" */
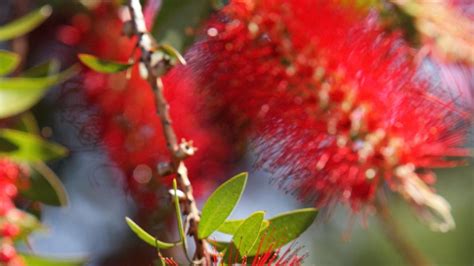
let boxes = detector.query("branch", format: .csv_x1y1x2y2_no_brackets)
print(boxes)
375,195,430,266
127,0,210,264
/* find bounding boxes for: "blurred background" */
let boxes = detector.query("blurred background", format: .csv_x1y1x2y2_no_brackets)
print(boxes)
1,0,473,265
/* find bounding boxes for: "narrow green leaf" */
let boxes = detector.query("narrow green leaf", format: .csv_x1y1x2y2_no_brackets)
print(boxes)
248,208,318,256
231,211,265,255
17,112,40,134
198,172,248,239
0,50,20,75
21,254,86,266
0,5,52,41
172,179,190,261
23,59,60,77
218,219,270,235
78,54,132,73
125,217,178,249
0,129,68,161
159,44,186,65
21,162,69,206
151,0,214,53
157,255,166,266
0,66,77,118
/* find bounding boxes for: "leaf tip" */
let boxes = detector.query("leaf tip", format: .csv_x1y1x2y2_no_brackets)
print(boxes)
236,172,249,183
77,53,90,62
39,5,53,18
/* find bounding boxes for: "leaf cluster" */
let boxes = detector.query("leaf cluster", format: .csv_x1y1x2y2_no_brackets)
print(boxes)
126,173,318,264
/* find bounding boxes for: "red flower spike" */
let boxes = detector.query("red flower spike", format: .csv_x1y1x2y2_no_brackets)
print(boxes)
0,224,20,239
0,242,16,263
188,0,469,231
0,159,25,266
0,159,20,215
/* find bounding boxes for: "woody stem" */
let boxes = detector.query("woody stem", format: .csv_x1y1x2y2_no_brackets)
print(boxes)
127,0,209,264
375,195,430,266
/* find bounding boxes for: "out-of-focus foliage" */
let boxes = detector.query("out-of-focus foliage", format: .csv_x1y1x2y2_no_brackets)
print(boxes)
0,129,67,161
21,162,69,206
0,66,76,119
0,6,51,41
0,50,20,75
21,254,86,266
151,0,214,53
0,4,74,265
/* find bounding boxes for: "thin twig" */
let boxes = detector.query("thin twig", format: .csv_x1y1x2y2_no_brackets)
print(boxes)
127,0,210,264
375,195,431,266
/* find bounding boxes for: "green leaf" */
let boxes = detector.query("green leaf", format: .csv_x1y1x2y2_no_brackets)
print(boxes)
218,219,270,235
231,211,265,255
0,5,52,41
198,172,248,239
0,66,77,119
222,211,265,264
159,44,186,65
0,129,68,161
78,54,132,73
248,208,318,256
17,112,40,134
172,179,186,243
0,50,20,75
172,179,190,261
23,59,60,77
21,254,86,266
125,217,179,249
151,0,214,53
21,162,69,206
156,256,166,266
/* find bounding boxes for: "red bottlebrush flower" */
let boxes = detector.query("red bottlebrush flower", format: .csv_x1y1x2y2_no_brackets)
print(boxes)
0,242,16,263
70,3,237,208
0,239,24,266
0,159,24,266
206,239,305,266
0,224,20,239
0,159,19,216
188,0,469,231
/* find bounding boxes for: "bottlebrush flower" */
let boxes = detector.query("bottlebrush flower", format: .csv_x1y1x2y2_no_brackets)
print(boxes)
0,159,24,266
67,3,237,208
187,0,469,231
0,159,19,216
235,244,305,266
390,0,474,65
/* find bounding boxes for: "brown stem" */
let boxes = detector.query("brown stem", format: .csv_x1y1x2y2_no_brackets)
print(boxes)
127,0,210,264
375,196,431,266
